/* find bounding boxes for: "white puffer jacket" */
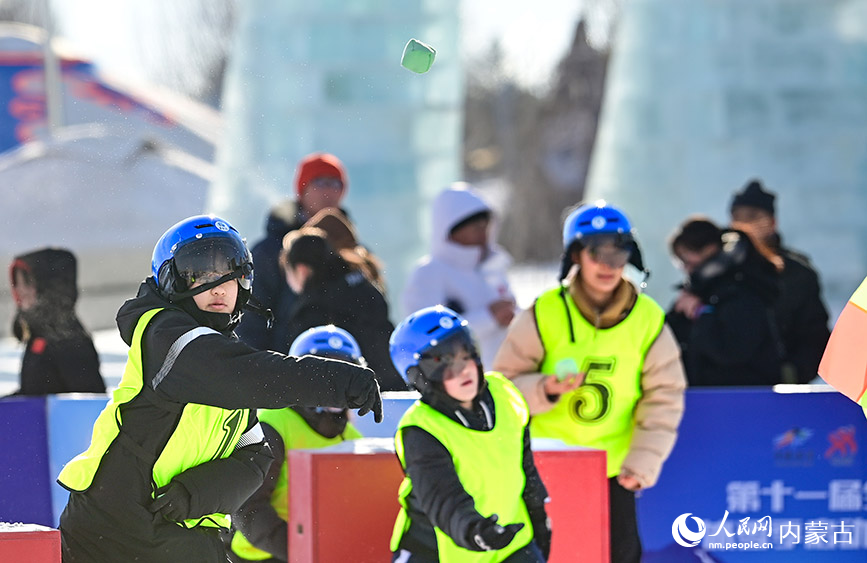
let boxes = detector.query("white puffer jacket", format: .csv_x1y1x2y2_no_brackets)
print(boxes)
402,183,517,367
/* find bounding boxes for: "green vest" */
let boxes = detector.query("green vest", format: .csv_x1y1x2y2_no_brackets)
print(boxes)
57,308,251,529
230,409,362,560
531,285,665,477
391,373,533,563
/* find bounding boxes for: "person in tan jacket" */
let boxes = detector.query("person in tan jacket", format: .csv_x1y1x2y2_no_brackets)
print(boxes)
493,201,686,563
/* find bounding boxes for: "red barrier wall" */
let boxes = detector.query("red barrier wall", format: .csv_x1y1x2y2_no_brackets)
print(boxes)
536,448,609,562
288,443,608,562
0,524,61,562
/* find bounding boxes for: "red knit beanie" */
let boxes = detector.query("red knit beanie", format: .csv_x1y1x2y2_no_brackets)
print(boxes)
294,153,348,198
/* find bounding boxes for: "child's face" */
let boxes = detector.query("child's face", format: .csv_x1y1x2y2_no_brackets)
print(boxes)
441,347,479,407
191,278,238,313
576,244,625,297
13,269,37,311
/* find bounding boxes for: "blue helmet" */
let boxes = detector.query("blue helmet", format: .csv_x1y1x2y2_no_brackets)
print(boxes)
390,305,481,393
289,325,366,366
151,215,253,306
562,200,634,250
559,200,648,281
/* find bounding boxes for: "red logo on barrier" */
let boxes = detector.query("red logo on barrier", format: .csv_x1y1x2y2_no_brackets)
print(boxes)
824,426,857,459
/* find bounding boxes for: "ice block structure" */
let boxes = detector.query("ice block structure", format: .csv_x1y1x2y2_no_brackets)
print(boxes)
585,0,867,317
210,1,463,309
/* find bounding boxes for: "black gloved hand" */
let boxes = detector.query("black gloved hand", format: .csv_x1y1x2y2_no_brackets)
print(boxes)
469,514,524,551
149,481,193,521
346,366,383,423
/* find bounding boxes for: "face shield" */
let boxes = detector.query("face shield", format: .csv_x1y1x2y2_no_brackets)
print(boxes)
584,234,633,269
415,329,480,383
173,237,253,292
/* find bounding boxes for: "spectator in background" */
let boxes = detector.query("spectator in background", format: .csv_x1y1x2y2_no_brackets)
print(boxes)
304,206,387,296
728,179,831,383
281,229,405,391
494,201,686,563
402,183,517,367
666,217,784,386
236,152,353,352
6,247,104,396
230,325,364,562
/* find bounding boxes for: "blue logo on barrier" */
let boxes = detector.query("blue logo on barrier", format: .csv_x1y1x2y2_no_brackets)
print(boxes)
672,513,706,547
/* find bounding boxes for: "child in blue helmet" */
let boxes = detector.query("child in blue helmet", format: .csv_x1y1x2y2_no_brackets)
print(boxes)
229,324,365,562
493,201,686,563
389,305,551,563
57,215,381,563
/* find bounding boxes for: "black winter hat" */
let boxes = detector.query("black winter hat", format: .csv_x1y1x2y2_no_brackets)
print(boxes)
730,179,776,216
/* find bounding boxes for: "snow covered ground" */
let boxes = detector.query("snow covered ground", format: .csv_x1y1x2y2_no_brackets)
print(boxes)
0,263,559,396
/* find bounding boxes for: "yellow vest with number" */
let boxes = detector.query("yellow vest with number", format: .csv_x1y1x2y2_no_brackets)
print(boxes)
57,308,251,529
391,372,534,562
532,285,664,477
230,409,362,560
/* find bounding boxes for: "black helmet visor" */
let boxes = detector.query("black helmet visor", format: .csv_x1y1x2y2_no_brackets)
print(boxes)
174,237,252,291
583,233,633,269
416,328,479,383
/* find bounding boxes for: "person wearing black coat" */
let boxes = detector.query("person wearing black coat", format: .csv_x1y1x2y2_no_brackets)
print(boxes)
7,248,104,396
281,229,406,391
771,249,831,383
57,215,382,562
729,179,831,383
667,218,784,386
236,152,354,352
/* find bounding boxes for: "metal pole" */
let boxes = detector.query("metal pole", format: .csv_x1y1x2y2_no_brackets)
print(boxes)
41,0,63,135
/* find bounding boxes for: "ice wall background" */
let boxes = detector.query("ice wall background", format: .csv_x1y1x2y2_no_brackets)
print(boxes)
209,0,463,312
586,0,867,320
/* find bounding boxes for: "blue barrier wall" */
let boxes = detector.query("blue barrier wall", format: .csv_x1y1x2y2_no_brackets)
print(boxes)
640,388,867,562
0,396,52,526
46,395,109,527
350,391,418,438
3,385,865,563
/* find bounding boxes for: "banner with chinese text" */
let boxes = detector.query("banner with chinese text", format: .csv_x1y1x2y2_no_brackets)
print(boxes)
639,388,867,562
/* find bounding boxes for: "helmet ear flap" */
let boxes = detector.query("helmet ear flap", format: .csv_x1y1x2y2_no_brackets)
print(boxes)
157,260,184,299
558,241,581,281
407,366,428,394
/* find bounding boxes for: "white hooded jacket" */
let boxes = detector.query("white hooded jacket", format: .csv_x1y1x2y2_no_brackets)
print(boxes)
402,183,516,366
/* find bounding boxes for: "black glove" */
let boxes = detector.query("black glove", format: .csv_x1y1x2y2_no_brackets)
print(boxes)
149,481,193,521
469,514,524,551
346,366,383,423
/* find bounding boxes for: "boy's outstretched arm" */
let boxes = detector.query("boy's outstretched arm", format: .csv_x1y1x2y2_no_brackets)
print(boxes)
141,311,382,421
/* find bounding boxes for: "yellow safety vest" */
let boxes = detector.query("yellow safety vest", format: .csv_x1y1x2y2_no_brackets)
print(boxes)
57,308,250,529
230,409,362,560
392,372,533,562
532,285,664,477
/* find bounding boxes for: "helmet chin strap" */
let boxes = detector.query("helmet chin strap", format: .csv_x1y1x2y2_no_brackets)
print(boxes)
169,270,243,302
243,294,275,329
169,271,275,328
